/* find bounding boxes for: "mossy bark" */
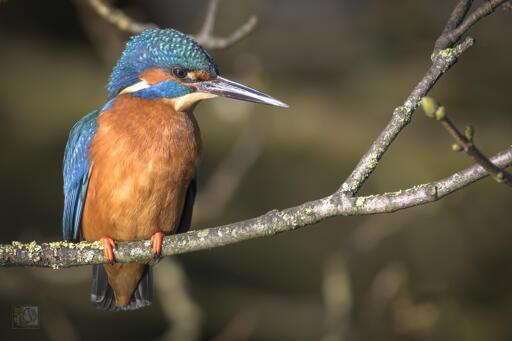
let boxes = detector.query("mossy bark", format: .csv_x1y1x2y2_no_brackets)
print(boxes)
1,148,510,268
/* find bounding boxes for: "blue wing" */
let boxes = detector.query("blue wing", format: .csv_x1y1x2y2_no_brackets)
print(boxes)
63,110,99,241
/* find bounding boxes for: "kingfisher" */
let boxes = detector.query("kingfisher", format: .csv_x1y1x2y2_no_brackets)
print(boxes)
63,28,287,311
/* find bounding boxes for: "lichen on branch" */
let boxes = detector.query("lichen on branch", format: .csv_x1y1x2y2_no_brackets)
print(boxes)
2,148,511,268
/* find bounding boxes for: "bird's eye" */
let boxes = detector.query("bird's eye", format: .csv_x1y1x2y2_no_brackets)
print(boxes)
171,67,188,79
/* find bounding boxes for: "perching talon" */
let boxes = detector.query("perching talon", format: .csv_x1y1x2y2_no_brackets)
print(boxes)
100,237,116,262
150,231,164,258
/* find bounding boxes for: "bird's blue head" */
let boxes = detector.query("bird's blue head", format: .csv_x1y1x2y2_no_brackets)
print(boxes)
107,28,287,110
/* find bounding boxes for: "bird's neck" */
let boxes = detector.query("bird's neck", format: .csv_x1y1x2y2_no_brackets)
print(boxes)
162,92,217,112
117,81,216,112
101,94,202,152
111,93,199,117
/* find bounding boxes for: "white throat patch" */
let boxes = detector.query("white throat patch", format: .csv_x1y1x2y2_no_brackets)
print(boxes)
171,92,217,111
119,80,150,95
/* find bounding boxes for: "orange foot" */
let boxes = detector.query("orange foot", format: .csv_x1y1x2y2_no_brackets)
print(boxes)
100,237,116,262
150,231,164,258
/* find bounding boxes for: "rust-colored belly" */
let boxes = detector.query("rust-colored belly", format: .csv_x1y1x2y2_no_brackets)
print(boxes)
82,96,201,242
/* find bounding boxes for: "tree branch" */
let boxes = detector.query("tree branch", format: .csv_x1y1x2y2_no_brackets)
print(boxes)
446,0,508,47
434,0,474,51
421,97,512,186
340,0,508,196
434,0,508,51
339,37,474,195
1,148,510,268
87,0,258,50
87,0,157,33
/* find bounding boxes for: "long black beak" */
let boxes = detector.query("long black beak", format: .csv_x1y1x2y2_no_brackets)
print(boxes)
195,76,289,108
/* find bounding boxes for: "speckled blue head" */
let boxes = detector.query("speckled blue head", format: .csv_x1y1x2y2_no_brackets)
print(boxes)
106,28,288,108
107,28,218,99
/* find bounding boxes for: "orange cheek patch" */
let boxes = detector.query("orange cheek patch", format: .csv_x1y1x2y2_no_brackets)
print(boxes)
187,71,211,81
140,68,173,85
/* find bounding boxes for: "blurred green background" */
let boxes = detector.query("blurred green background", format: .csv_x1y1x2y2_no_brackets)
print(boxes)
0,1,511,340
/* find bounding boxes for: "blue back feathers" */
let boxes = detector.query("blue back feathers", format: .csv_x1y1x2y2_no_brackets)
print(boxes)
62,99,114,241
107,28,218,99
63,110,99,241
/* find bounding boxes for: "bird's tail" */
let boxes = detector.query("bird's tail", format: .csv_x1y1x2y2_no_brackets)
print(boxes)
91,264,153,311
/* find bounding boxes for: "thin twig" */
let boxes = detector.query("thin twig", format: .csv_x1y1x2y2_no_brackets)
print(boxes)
194,114,267,221
74,0,126,64
448,0,508,44
421,97,512,186
1,147,511,268
87,0,157,33
196,0,219,41
440,118,512,184
445,0,474,31
340,0,508,196
86,0,258,50
188,0,259,50
435,0,508,52
434,0,474,51
339,37,474,195
192,15,258,50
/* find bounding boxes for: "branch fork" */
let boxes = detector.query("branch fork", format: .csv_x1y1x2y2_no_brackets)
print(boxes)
87,0,258,49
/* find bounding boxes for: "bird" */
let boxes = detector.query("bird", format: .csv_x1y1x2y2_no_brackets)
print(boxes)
62,28,287,311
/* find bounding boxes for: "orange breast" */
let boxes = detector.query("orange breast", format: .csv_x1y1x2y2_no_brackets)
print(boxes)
82,95,201,242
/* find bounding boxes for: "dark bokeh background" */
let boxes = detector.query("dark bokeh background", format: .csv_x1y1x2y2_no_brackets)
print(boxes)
0,1,511,340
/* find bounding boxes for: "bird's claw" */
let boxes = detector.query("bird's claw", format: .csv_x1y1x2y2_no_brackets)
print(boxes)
150,232,164,259
100,237,116,263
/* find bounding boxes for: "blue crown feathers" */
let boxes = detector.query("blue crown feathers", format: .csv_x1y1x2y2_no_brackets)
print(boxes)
107,28,218,99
